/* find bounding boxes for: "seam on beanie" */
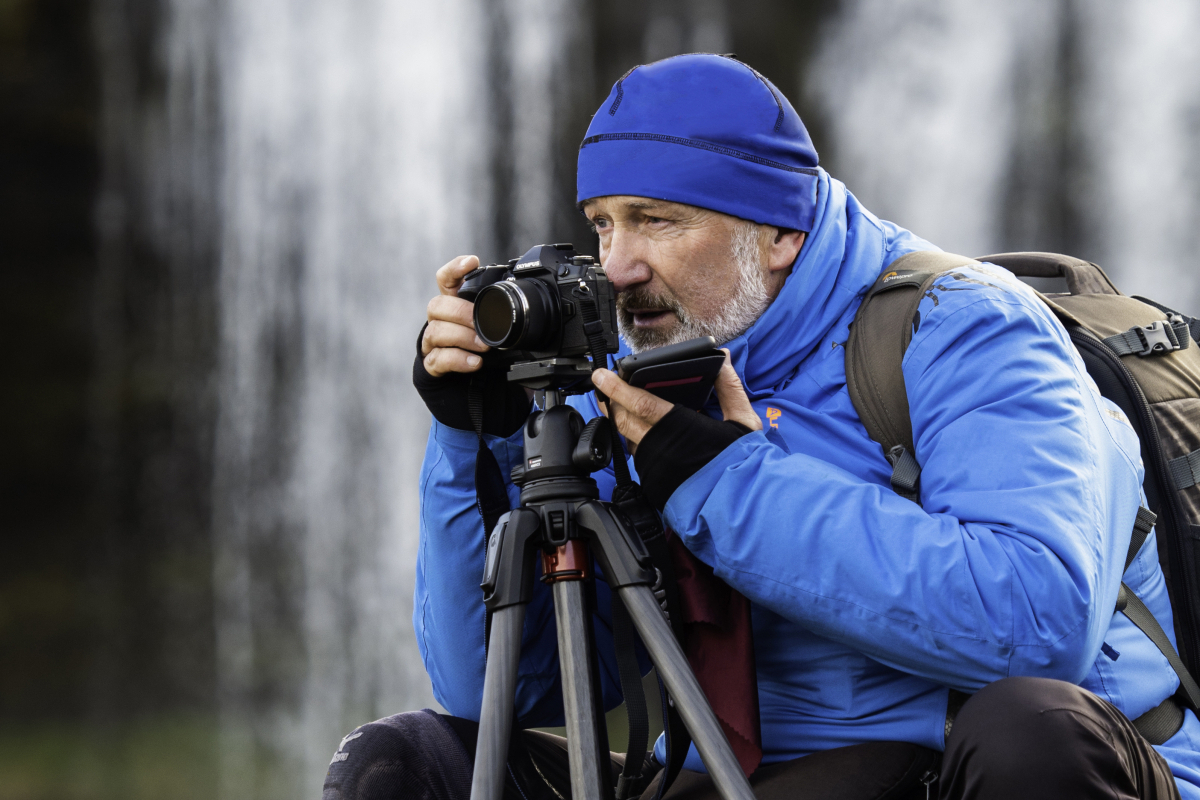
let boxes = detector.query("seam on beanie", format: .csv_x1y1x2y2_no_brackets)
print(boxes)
745,67,785,132
717,53,786,132
580,132,818,175
608,66,639,116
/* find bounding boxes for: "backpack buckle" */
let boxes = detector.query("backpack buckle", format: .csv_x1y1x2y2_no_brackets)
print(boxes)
1101,314,1191,357
1133,318,1181,356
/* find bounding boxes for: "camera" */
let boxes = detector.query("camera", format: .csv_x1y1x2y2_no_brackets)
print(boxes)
459,243,619,390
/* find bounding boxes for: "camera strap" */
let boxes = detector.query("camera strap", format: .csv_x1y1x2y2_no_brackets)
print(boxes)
577,291,691,800
467,376,512,540
468,376,512,659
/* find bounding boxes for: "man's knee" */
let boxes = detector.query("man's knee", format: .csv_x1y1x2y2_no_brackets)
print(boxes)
949,677,1104,764
940,676,1159,799
322,710,473,800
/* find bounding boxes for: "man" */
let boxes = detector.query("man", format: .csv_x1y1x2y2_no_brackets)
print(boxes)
326,55,1199,799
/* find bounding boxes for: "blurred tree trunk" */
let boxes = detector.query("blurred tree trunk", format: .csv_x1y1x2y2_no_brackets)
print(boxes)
88,0,220,723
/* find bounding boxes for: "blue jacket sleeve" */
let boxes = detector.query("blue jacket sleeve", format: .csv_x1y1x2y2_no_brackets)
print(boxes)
661,274,1144,690
413,418,637,724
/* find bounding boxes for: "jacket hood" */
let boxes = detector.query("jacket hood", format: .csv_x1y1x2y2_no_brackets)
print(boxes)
723,168,915,396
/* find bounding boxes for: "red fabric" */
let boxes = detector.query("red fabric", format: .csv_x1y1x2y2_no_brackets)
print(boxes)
667,531,762,776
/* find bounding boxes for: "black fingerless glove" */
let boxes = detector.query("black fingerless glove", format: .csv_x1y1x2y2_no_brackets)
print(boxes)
412,324,532,438
633,405,753,511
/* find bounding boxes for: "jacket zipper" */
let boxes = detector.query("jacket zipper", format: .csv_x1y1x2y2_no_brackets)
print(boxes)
920,768,938,800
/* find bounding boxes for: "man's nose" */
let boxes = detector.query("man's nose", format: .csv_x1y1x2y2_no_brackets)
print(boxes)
602,229,653,293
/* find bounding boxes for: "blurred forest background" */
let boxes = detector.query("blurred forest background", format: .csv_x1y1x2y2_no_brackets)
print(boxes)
3,0,1198,797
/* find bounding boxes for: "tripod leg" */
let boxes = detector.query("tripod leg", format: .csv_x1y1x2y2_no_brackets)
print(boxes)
617,585,756,800
553,578,611,800
471,604,526,800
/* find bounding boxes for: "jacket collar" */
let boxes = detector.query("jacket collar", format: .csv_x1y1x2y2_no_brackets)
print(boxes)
723,169,889,396
610,169,909,397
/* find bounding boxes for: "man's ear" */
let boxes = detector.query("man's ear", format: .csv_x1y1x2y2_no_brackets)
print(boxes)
767,229,806,273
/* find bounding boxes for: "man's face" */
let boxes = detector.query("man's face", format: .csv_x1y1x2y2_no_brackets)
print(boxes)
582,195,774,352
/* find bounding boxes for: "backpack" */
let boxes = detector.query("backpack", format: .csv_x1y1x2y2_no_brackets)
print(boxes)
845,250,1200,745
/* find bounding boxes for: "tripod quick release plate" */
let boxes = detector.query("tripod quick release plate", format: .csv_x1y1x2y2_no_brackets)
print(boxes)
507,357,596,392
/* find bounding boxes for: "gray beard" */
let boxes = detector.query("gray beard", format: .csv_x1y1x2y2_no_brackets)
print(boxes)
617,222,772,353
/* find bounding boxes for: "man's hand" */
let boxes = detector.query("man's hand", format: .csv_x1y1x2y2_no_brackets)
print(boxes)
421,255,488,377
591,352,762,451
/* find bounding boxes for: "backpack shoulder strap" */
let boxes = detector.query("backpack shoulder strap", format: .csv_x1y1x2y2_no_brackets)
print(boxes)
846,250,978,499
849,249,1200,741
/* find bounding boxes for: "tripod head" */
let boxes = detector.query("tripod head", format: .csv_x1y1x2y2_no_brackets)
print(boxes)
508,389,614,505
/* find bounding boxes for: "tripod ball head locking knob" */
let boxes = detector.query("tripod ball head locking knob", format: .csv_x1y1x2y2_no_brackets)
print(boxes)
572,417,613,473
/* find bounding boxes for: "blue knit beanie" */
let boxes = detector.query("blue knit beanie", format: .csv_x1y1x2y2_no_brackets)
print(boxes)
577,54,820,232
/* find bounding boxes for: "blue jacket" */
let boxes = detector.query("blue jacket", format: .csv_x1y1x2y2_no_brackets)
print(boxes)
414,169,1200,794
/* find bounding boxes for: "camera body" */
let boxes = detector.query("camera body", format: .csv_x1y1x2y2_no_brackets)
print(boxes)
459,243,619,373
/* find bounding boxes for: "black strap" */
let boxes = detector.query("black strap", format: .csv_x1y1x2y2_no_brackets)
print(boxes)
1185,318,1200,345
639,527,692,800
1117,508,1194,743
576,289,687,795
469,377,512,539
577,283,613,378
1133,696,1185,745
1127,507,1158,570
886,445,922,503
1118,583,1200,710
577,290,701,797
612,595,650,799
631,512,693,800
1102,317,1192,357
654,673,692,800
469,376,512,658
1133,296,1200,345
1169,449,1200,492
577,288,635,491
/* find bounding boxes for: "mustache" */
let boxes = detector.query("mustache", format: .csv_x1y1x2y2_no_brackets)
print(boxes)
616,286,684,315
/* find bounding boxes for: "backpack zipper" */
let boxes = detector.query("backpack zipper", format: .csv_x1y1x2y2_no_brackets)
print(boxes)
1069,327,1200,672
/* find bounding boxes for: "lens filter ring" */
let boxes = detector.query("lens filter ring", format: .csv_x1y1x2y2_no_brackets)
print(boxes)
474,282,527,348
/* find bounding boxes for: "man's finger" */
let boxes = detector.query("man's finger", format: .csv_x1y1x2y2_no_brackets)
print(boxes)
436,255,480,297
423,347,483,378
427,294,476,329
609,406,651,454
591,368,673,444
422,319,488,356
714,352,762,431
592,369,672,424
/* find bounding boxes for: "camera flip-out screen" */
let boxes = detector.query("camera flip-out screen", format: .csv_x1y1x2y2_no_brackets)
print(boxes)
616,336,725,410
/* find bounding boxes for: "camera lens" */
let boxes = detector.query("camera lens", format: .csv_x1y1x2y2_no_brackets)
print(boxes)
474,279,559,350
474,284,520,346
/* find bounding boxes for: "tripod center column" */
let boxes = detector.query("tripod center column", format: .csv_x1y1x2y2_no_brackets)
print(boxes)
541,540,590,583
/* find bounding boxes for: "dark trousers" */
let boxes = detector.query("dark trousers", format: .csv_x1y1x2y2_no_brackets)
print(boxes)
323,677,1181,800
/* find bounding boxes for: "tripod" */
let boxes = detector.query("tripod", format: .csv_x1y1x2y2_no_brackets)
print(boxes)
469,380,756,800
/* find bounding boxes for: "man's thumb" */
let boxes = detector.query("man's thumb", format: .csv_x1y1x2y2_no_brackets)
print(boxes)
714,354,761,431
